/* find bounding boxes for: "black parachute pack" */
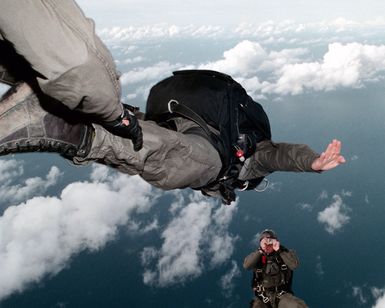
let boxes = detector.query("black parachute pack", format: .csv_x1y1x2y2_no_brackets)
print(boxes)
145,70,271,204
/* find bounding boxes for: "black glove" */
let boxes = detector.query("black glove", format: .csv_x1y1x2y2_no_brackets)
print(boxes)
102,105,143,151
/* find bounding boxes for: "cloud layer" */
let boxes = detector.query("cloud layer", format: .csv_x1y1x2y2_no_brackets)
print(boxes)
115,37,385,102
0,162,239,300
98,19,385,43
199,41,385,96
0,165,155,300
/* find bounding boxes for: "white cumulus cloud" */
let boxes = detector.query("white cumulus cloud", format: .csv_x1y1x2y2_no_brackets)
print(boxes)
0,163,63,204
0,159,24,184
200,40,267,77
142,192,238,287
317,194,351,234
120,61,182,85
372,287,385,308
194,40,385,97
265,42,385,95
0,165,156,301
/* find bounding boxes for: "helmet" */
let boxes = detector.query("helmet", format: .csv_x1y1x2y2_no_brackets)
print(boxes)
259,229,278,242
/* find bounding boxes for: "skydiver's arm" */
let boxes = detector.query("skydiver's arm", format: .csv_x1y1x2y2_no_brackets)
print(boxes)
243,250,263,270
252,140,320,173
279,246,300,270
0,0,123,122
253,139,345,174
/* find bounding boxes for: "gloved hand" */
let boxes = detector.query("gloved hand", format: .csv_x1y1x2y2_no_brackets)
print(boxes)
102,105,143,151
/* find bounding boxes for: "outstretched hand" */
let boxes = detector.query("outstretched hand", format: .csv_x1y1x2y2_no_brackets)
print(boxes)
311,139,346,171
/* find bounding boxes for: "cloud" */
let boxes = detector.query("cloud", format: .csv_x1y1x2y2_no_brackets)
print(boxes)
297,202,313,211
98,25,226,44
120,61,182,85
194,40,385,96
219,260,241,298
352,286,367,305
0,165,156,301
142,192,238,287
105,24,385,100
0,163,63,204
318,190,329,200
199,40,267,77
97,20,385,44
264,42,385,95
341,190,352,197
317,194,351,234
141,247,158,267
0,159,24,184
372,287,385,308
126,218,159,234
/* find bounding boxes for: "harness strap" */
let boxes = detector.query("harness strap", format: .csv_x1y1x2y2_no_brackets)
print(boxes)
168,99,213,139
255,284,287,304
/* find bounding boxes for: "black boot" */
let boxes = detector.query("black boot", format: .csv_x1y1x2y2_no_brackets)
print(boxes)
0,83,93,158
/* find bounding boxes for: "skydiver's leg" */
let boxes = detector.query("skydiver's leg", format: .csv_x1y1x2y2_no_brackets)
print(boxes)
0,83,93,158
0,83,222,190
73,119,222,190
278,293,308,308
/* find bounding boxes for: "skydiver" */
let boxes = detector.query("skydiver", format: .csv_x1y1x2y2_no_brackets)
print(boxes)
0,1,345,204
243,229,308,308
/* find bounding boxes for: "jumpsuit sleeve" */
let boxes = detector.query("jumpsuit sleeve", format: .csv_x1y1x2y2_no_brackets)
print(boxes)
279,246,300,270
0,0,123,122
243,250,263,270
253,140,320,174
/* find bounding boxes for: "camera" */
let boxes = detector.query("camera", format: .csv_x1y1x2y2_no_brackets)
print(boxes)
266,238,274,245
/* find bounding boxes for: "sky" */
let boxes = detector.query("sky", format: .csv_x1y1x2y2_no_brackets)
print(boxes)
77,0,385,27
1,1,385,308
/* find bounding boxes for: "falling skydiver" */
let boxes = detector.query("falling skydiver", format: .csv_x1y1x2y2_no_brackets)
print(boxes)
0,1,345,204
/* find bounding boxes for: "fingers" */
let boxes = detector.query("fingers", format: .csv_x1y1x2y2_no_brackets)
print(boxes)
338,155,346,164
323,139,343,162
324,139,340,156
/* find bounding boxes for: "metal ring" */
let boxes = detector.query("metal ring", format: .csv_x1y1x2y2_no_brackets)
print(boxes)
168,99,179,113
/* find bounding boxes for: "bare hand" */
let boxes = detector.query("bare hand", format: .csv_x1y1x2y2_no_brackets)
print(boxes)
311,139,346,171
273,240,280,251
260,238,278,254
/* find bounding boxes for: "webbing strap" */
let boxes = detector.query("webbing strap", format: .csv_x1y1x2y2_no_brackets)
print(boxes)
167,99,213,139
